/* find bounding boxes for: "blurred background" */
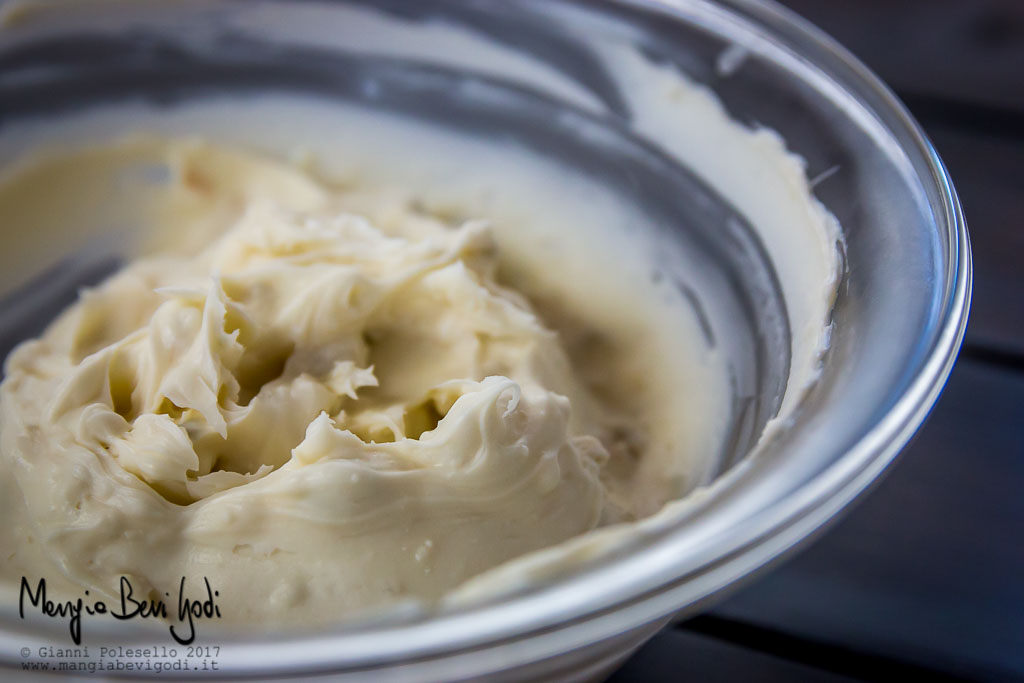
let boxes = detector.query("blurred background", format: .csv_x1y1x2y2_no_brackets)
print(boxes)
613,1,1024,681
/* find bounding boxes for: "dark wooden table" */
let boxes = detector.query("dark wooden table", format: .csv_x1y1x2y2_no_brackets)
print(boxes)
612,2,1024,681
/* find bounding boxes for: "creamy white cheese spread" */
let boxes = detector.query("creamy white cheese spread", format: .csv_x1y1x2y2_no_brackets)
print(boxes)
0,138,712,624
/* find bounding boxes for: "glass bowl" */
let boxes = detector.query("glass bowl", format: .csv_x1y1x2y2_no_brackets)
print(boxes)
0,0,970,679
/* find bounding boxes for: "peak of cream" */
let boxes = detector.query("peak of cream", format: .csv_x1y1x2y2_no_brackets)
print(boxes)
0,160,623,621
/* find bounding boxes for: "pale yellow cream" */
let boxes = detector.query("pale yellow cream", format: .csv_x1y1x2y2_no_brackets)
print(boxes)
1,139,674,625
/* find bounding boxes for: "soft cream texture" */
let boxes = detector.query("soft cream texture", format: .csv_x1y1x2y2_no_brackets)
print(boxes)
1,139,666,624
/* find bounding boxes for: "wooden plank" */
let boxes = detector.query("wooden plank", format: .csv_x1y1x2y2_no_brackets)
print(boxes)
707,359,1024,680
776,0,1024,112
610,627,857,682
676,614,970,682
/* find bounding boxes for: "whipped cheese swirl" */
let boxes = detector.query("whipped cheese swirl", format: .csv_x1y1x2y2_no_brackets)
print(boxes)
0,141,644,623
